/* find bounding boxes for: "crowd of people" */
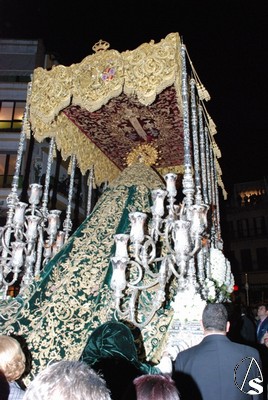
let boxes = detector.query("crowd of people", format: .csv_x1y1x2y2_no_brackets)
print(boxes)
1,302,268,400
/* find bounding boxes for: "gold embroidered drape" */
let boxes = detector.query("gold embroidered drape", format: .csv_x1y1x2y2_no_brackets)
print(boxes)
1,164,176,379
28,33,184,184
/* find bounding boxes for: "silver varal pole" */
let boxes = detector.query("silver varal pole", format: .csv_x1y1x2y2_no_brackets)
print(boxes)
63,154,76,241
86,166,95,217
181,45,195,214
35,137,56,276
198,105,209,205
190,78,202,205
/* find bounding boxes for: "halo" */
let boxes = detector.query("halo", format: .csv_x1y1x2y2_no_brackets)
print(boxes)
126,144,159,167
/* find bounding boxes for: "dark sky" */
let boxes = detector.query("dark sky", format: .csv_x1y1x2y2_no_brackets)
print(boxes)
1,0,268,195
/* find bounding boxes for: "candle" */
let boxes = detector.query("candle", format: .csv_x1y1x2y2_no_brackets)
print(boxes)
114,234,129,259
13,202,28,227
151,189,166,217
28,183,43,205
189,204,208,237
164,173,177,197
173,220,191,255
110,257,127,295
11,241,25,270
47,210,61,235
129,212,147,243
25,215,41,240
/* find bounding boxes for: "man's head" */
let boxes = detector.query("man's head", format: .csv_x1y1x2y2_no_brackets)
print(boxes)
257,304,268,319
202,303,229,334
24,360,111,400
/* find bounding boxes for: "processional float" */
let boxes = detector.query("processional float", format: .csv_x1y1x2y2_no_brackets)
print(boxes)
0,33,234,379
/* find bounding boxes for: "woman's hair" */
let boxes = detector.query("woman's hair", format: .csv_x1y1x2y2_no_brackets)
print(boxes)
134,374,180,400
0,335,26,381
24,360,111,400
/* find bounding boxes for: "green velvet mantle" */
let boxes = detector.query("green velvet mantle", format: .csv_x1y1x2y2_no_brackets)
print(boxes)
0,163,176,380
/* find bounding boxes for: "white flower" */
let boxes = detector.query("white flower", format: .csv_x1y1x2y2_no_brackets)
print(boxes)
209,247,234,294
171,286,206,323
201,278,216,302
210,247,226,286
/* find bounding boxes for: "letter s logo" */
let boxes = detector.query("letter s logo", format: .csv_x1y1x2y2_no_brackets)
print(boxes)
247,377,263,395
234,357,263,395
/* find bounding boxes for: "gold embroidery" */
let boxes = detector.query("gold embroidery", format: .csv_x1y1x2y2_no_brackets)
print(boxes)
29,33,181,127
28,33,185,186
1,164,175,379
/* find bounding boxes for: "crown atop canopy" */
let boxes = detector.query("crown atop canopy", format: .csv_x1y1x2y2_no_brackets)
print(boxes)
92,39,110,53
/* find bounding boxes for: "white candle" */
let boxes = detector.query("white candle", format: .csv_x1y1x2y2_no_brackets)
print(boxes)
110,257,127,294
26,215,40,240
190,204,208,236
151,189,167,217
11,241,25,269
129,212,147,243
47,210,61,235
173,220,191,255
13,202,28,226
114,234,129,259
164,173,177,197
29,183,43,205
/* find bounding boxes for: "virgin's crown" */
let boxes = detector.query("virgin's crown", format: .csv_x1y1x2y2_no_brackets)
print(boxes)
92,40,110,53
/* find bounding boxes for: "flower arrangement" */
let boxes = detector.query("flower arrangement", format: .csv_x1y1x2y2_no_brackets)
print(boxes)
171,285,206,323
171,247,234,324
203,246,235,303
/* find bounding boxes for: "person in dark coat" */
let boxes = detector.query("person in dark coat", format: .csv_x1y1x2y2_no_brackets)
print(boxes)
228,304,257,346
173,303,263,400
240,305,257,345
256,304,268,343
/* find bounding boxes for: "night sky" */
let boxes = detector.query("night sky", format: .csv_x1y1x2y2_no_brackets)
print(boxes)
1,0,268,196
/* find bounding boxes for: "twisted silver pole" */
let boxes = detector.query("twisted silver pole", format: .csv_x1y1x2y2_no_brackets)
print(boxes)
40,137,55,217
34,137,56,275
204,128,212,204
198,105,209,205
86,167,95,217
63,155,76,241
181,45,195,214
190,79,202,205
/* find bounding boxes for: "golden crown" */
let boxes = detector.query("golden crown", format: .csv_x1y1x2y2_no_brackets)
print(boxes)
92,40,110,53
126,144,159,167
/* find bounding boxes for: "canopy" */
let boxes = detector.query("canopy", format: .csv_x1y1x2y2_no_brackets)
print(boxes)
28,32,223,193
0,32,230,381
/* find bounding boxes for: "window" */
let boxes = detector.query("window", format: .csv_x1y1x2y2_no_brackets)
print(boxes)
256,248,268,270
240,248,253,271
237,219,249,238
228,250,240,272
0,101,25,131
227,221,236,239
0,153,18,188
253,216,266,236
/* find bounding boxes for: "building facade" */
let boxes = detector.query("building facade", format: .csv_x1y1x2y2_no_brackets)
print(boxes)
0,39,50,222
0,39,87,228
223,178,268,306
